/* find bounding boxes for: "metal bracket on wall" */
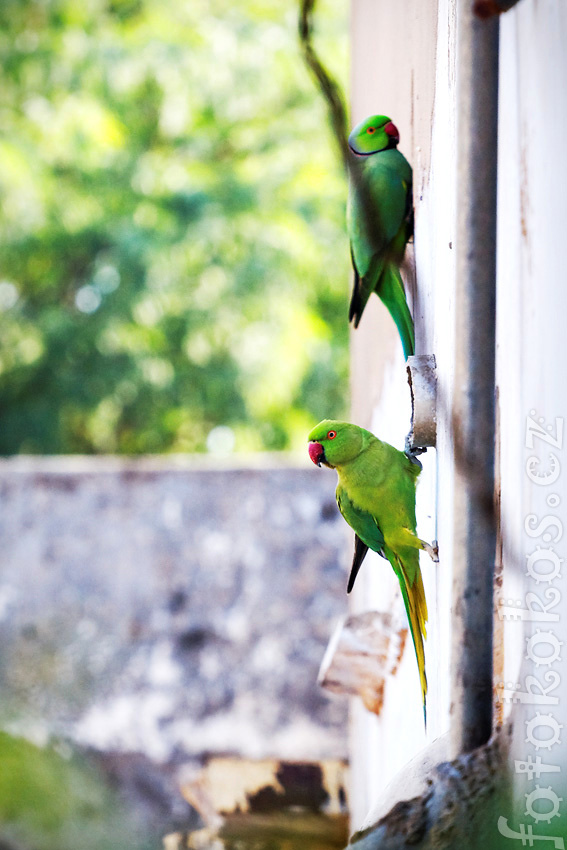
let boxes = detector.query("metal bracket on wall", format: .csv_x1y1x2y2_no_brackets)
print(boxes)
405,354,437,454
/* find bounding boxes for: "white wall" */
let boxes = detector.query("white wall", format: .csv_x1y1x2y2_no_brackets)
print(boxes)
497,0,567,837
349,0,457,829
350,0,567,836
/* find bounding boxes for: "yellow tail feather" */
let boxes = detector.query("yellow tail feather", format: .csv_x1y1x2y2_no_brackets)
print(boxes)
397,560,428,715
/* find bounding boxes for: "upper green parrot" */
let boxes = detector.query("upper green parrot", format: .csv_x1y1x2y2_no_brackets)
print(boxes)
347,114,414,358
308,419,437,716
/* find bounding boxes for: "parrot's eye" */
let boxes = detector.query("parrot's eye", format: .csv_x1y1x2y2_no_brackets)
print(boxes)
327,430,337,440
366,127,375,134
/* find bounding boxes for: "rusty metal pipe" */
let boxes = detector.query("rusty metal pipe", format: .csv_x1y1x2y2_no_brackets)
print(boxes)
450,1,499,757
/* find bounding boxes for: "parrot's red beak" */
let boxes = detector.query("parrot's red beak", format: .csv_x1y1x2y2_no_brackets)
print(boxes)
308,441,326,467
384,121,400,144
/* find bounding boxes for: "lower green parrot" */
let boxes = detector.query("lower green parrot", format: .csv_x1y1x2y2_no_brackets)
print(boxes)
308,419,437,716
348,114,414,358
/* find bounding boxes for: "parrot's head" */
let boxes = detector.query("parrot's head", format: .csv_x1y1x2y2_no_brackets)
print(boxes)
308,420,364,468
348,114,400,156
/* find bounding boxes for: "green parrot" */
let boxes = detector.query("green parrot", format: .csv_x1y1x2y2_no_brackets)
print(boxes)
347,114,414,359
308,419,437,715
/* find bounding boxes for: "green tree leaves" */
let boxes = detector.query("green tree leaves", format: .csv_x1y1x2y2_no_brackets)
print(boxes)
0,0,349,454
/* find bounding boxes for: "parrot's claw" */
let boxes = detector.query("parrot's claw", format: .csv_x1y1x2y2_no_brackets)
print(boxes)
404,438,427,468
423,540,439,562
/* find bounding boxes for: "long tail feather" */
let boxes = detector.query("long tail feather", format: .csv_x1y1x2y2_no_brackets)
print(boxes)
395,558,428,721
379,265,415,359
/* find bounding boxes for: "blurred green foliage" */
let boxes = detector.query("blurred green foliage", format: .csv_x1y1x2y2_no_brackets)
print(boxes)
0,732,146,850
0,0,349,455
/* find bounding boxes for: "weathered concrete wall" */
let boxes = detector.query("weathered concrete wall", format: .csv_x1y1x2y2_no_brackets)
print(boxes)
349,0,567,844
0,456,348,764
496,0,567,841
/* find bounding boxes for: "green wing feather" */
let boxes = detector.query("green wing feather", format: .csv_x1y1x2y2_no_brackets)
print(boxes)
349,252,386,329
336,485,385,553
348,149,415,357
337,486,386,593
337,481,427,718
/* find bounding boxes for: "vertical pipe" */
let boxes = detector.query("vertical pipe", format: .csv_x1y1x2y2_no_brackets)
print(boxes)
451,1,499,757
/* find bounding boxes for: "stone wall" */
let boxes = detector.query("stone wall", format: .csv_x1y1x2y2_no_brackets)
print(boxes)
0,456,349,764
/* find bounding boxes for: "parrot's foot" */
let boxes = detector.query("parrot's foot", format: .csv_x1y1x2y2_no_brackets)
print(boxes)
405,441,427,468
423,540,439,562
